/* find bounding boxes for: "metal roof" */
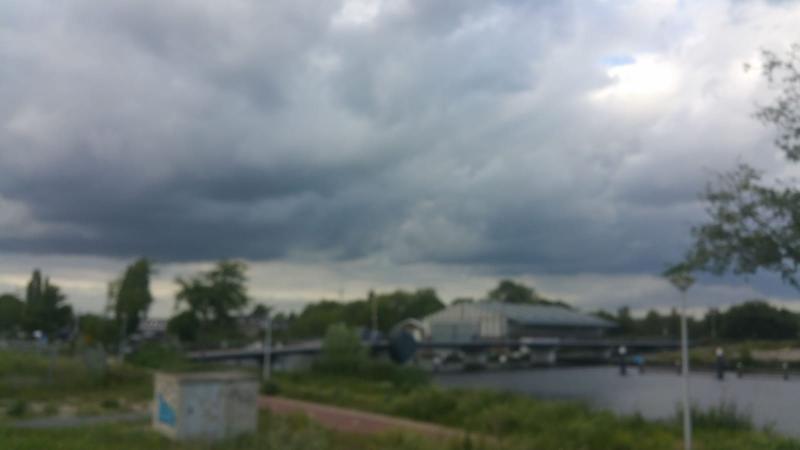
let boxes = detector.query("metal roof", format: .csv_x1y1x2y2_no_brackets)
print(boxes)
474,301,615,328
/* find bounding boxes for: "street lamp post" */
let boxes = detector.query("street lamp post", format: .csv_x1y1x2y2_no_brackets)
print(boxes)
262,311,272,382
667,268,695,450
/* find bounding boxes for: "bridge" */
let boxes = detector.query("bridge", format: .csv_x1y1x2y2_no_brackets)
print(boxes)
187,337,680,364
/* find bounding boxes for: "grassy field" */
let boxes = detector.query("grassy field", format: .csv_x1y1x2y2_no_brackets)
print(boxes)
0,412,471,450
0,349,153,420
271,372,800,450
5,348,800,449
0,350,468,450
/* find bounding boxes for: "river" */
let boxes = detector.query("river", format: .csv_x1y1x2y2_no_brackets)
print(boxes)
434,367,800,436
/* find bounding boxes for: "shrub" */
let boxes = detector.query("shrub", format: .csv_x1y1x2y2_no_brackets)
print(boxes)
262,379,281,396
126,341,188,370
677,401,753,431
7,399,27,417
101,399,120,409
314,324,368,376
312,324,430,389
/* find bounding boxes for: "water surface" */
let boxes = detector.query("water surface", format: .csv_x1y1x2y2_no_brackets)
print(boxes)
435,367,800,436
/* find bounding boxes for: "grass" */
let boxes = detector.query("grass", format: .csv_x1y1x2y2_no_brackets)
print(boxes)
4,348,800,449
269,372,800,450
0,349,153,422
0,412,477,450
0,349,151,401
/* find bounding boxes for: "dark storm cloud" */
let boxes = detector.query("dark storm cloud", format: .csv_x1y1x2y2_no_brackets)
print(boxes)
0,0,796,277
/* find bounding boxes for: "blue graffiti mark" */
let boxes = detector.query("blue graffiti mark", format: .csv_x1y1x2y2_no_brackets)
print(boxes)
158,394,176,427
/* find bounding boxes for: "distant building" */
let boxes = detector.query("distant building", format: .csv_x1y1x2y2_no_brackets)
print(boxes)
424,302,615,342
137,318,169,339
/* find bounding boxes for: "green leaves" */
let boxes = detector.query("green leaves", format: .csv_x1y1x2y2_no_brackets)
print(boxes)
172,259,251,342
680,44,800,289
110,258,154,335
686,164,800,288
24,269,73,337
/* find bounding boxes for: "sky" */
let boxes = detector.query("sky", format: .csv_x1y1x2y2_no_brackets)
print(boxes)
1,0,800,317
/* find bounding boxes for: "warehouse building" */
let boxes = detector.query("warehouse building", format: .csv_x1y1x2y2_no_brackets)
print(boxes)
424,301,615,342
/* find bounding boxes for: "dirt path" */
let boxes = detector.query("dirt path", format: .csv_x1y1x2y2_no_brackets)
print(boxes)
259,396,467,440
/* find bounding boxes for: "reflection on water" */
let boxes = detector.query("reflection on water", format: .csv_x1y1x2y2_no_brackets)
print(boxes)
435,367,800,436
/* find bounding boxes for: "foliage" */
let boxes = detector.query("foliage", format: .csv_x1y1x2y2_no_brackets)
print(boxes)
682,43,800,289
171,260,250,343
125,341,190,370
0,411,482,450
597,299,800,341
315,324,368,375
311,324,429,388
108,258,154,335
6,399,28,417
166,310,200,342
280,289,444,341
487,279,571,308
0,350,150,401
78,314,118,348
175,260,250,324
261,379,281,396
685,401,753,432
23,269,73,338
0,293,24,336
720,301,798,340
274,375,800,450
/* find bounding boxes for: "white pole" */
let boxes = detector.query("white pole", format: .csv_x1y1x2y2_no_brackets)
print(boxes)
262,311,272,382
680,290,692,450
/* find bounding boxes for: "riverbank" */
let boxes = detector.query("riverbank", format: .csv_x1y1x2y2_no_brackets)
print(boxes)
271,372,800,449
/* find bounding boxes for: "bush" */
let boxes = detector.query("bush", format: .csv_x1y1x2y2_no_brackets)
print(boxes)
6,399,28,417
314,324,368,376
685,401,753,431
312,324,429,388
101,399,120,409
126,341,188,370
262,379,281,396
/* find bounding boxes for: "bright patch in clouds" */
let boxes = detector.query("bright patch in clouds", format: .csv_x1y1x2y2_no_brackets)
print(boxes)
593,55,681,102
332,0,382,27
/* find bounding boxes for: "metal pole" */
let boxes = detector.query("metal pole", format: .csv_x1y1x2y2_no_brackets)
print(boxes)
680,290,692,450
118,312,126,361
370,291,378,341
262,311,272,382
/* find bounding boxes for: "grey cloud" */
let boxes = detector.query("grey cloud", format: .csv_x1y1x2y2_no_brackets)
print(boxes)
0,0,798,281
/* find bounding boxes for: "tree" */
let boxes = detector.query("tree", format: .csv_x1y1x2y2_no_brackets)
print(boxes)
108,258,154,335
489,279,537,304
487,279,571,308
0,293,24,336
640,310,667,337
78,313,117,347
615,306,636,335
719,300,798,340
283,289,445,340
172,260,250,342
315,323,367,375
24,269,73,337
682,44,800,287
167,311,200,342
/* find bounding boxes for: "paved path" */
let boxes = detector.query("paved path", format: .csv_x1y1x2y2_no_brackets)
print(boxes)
9,412,148,429
260,396,467,439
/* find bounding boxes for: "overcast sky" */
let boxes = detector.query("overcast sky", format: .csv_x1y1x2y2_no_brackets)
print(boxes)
2,0,800,317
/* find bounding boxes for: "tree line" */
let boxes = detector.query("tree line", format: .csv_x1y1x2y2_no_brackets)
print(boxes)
3,261,799,347
597,300,800,341
0,269,73,339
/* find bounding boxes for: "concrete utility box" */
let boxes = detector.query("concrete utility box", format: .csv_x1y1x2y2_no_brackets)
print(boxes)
152,371,259,441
